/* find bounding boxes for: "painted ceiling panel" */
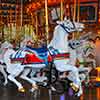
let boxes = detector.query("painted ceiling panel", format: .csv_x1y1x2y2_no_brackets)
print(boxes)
0,0,98,4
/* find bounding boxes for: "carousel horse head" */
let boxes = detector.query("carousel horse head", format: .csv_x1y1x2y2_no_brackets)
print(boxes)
1,41,13,49
68,40,82,49
48,18,85,53
56,17,84,33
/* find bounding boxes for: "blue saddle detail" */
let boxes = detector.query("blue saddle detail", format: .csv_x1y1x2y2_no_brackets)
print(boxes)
25,46,48,60
24,46,49,65
26,46,48,53
10,49,25,59
48,46,59,55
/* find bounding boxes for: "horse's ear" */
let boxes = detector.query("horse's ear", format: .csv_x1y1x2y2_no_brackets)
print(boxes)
64,17,71,21
64,17,67,21
56,21,63,25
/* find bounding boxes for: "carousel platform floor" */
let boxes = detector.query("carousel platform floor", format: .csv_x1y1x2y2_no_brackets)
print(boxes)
0,81,100,100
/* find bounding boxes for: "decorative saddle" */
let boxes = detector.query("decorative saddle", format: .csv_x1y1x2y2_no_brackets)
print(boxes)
10,46,70,65
23,46,52,64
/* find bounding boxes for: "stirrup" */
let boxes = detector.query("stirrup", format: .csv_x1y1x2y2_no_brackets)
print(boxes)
70,83,79,93
18,87,25,93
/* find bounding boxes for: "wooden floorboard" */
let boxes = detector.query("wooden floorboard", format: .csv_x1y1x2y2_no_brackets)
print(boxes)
0,83,99,100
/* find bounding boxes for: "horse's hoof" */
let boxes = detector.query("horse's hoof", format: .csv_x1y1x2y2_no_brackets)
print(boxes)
30,88,37,93
74,91,82,97
3,81,8,86
18,87,25,93
30,86,38,92
30,84,38,93
70,83,79,93
32,84,38,90
51,86,56,91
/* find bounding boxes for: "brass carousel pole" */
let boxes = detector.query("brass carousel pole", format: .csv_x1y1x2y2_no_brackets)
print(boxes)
76,0,80,39
15,5,17,40
60,0,63,21
0,3,4,40
9,5,12,40
35,12,38,39
15,4,19,42
31,13,33,39
21,0,23,27
73,0,77,39
77,0,80,22
20,0,23,42
45,0,49,44
73,0,76,21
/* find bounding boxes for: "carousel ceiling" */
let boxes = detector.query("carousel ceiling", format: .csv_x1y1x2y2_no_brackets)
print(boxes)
0,0,29,4
0,0,99,24
26,0,98,14
0,0,98,4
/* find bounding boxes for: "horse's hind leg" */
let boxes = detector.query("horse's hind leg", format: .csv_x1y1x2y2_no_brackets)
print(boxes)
8,74,25,92
20,68,38,92
0,65,8,86
7,66,25,92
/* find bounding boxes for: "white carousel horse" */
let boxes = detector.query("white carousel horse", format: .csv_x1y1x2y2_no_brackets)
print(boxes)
77,39,96,84
23,19,85,96
0,41,39,92
75,39,96,68
1,19,84,96
48,18,84,96
0,62,7,86
68,39,94,83
82,39,96,68
68,38,95,68
68,40,88,82
0,41,12,85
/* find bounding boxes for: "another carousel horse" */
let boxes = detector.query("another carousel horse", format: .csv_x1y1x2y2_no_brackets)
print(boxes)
0,63,8,85
0,64,7,86
68,39,94,83
47,18,84,96
79,39,96,84
82,39,96,68
0,41,11,85
0,41,38,92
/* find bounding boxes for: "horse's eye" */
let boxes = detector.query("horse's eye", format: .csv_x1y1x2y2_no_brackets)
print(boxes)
76,43,79,45
73,43,75,45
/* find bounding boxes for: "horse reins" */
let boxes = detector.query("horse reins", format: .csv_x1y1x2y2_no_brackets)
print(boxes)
59,21,77,34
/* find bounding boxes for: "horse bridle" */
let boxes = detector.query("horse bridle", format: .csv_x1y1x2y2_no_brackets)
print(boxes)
60,20,76,34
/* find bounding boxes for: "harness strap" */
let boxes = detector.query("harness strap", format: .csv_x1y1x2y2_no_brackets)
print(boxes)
52,53,70,60
68,43,75,49
60,24,70,34
79,62,86,65
60,21,76,34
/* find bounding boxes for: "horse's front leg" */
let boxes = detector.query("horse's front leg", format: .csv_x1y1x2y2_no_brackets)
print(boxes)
0,65,8,86
20,68,38,92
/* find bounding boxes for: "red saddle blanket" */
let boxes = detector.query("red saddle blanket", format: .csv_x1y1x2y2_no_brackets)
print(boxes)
22,53,70,64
